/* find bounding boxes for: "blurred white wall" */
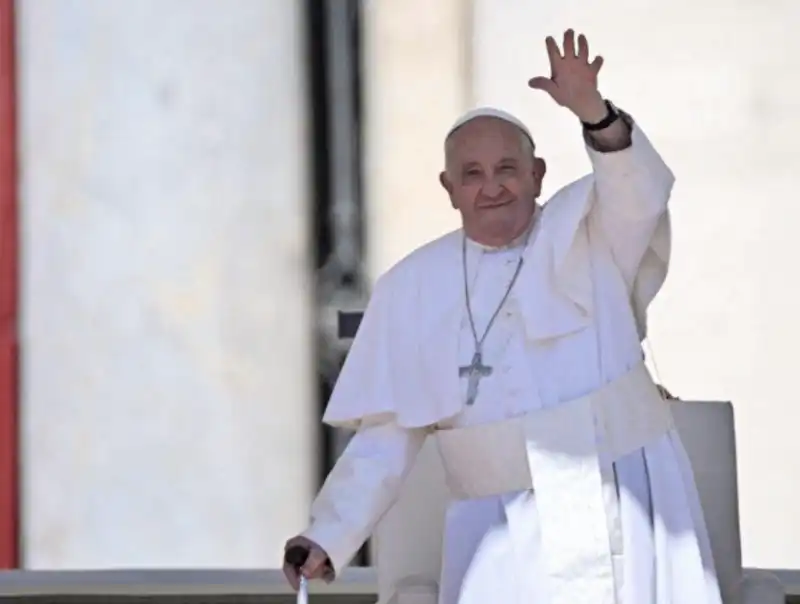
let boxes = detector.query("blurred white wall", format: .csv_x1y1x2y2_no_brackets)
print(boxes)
366,0,800,571
17,0,315,568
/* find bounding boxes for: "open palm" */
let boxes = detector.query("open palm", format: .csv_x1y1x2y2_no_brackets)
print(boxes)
528,30,605,120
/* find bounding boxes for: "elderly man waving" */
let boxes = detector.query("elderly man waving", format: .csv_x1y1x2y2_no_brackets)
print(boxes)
284,30,723,604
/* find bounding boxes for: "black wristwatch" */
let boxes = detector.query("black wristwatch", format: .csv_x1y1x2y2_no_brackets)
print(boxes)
581,100,619,131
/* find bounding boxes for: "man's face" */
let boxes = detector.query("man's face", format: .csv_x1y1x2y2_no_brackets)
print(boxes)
440,117,545,247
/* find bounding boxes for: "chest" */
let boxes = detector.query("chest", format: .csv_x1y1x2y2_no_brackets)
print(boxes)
446,246,642,426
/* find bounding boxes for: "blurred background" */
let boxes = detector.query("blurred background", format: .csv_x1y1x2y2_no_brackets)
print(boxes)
0,0,798,578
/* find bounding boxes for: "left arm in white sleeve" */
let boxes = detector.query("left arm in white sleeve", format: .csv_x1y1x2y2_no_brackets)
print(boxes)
584,110,675,287
301,418,427,575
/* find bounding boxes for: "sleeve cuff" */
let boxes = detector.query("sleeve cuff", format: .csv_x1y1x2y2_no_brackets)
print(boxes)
302,521,366,578
583,109,635,153
584,111,675,220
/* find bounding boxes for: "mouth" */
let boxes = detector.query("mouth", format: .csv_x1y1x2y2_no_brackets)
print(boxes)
477,199,515,210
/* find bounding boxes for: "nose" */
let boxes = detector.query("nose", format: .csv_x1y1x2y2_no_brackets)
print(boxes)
481,176,503,198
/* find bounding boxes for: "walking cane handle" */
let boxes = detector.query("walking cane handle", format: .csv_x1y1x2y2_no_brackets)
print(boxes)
285,545,310,569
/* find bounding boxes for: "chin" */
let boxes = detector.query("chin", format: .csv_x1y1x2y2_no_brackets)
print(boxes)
477,217,522,241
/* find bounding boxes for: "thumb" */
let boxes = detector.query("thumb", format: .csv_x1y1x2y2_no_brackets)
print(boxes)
528,76,558,97
301,547,329,578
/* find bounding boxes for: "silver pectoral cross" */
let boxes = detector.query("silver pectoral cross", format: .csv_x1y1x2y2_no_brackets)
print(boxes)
458,351,493,406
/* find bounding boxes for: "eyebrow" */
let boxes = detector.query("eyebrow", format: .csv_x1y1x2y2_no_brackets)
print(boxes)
460,157,520,168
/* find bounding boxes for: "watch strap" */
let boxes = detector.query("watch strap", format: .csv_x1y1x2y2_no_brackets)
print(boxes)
581,100,619,131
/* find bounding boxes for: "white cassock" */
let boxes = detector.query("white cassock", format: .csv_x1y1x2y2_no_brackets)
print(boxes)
302,114,724,604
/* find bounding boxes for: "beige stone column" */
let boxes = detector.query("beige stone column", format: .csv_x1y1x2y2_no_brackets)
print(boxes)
18,0,315,568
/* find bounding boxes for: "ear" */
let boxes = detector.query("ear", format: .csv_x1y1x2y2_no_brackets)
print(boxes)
439,171,457,209
533,157,547,180
439,172,458,210
439,171,452,193
532,156,547,197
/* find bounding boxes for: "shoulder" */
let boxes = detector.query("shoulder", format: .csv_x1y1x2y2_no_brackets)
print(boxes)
375,229,461,292
539,174,595,229
535,174,597,257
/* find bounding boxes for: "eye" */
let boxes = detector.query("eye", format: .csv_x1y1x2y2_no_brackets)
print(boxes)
464,168,481,177
498,165,516,173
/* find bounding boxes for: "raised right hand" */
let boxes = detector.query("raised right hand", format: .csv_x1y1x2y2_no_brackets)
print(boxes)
283,535,334,591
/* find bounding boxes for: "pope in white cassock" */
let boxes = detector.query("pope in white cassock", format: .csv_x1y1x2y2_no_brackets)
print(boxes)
284,30,723,604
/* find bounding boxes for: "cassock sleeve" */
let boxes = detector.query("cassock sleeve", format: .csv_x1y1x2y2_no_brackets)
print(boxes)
304,261,433,573
584,111,675,335
302,418,427,575
584,112,674,287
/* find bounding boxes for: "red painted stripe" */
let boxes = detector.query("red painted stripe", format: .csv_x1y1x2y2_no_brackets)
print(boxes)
0,0,18,569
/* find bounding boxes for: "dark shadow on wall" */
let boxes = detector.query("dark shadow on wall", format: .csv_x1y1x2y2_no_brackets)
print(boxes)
305,0,368,567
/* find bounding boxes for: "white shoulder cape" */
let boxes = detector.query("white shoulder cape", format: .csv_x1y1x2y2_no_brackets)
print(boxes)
324,169,670,430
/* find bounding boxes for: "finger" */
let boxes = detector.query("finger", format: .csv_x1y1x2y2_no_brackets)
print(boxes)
544,36,561,71
577,34,589,61
300,548,329,579
590,55,604,74
562,29,576,58
528,76,558,98
283,563,301,591
284,536,309,551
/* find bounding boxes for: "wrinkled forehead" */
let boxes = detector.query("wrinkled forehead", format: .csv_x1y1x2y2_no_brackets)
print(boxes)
445,107,535,151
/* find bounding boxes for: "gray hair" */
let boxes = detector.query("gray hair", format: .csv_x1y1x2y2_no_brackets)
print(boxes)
444,123,535,174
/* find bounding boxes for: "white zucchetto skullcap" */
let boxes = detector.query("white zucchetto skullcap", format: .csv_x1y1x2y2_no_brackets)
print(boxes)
446,107,535,148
